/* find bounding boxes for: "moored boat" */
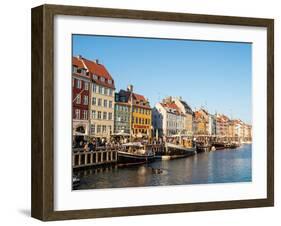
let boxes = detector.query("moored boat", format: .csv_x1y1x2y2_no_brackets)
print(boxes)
228,141,241,149
118,142,155,165
157,142,196,160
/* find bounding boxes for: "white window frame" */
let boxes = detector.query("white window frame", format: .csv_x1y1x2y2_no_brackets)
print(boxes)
108,112,112,120
93,84,97,93
75,109,80,119
103,112,107,120
84,82,89,90
76,94,81,104
76,80,82,89
98,98,102,106
83,96,88,105
92,110,96,119
92,97,96,105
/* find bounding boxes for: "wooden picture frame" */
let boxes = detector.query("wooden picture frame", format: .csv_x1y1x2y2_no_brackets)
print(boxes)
31,4,274,221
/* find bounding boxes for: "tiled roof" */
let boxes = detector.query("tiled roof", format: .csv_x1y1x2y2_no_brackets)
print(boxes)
118,89,151,109
179,100,193,114
72,56,84,68
133,93,146,101
161,102,183,115
72,56,115,89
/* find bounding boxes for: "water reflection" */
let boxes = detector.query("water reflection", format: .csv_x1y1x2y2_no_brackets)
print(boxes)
74,144,252,190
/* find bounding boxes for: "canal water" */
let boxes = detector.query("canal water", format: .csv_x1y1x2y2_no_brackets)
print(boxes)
74,144,252,190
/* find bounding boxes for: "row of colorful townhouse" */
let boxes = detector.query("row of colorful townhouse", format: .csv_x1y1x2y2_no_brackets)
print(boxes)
72,55,152,145
152,97,252,142
72,55,252,144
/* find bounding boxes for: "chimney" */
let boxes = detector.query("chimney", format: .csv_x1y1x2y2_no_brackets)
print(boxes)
95,59,99,64
77,55,82,59
127,84,133,92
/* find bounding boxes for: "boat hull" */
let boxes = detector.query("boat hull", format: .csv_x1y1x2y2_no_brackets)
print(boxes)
156,152,195,160
117,151,155,165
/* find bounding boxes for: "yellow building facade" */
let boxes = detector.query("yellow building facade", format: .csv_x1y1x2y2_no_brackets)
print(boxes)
132,106,152,137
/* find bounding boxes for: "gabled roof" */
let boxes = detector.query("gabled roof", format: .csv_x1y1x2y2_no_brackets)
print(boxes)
117,89,151,109
72,55,115,89
72,56,84,68
161,102,183,115
179,100,193,114
82,58,113,81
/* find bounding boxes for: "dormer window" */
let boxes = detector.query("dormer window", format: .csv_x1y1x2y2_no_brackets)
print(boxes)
100,77,105,82
108,79,112,84
93,75,98,80
73,66,78,73
81,69,86,76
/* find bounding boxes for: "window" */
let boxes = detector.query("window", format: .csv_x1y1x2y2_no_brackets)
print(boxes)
83,96,88,105
72,78,75,87
97,125,101,133
90,124,95,135
104,99,107,107
98,86,102,94
76,80,82,89
108,112,112,120
92,110,96,119
98,111,101,119
93,84,97,93
98,98,102,106
84,82,89,90
103,112,107,120
75,109,80,119
101,77,105,82
109,89,113,96
73,66,78,73
81,69,86,76
82,110,88,120
101,87,104,94
136,117,139,124
102,125,106,133
76,94,81,104
93,75,98,80
104,88,108,95
109,101,112,108
108,79,112,84
108,125,112,133
92,97,96,105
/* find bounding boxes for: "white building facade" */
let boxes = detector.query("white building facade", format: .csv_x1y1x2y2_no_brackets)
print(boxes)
153,102,185,137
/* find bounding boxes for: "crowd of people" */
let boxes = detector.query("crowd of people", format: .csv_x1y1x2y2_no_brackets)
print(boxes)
73,136,191,152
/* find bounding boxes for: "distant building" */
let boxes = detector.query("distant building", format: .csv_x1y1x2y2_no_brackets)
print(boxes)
228,119,247,141
215,114,230,137
193,109,210,135
208,114,216,135
72,56,90,143
118,85,152,138
171,97,193,135
114,92,131,134
153,100,185,137
76,56,115,139
243,124,252,142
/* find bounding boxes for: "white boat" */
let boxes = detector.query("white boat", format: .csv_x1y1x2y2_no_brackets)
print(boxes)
118,142,155,164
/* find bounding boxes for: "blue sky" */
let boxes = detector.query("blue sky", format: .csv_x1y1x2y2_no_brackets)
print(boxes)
73,35,252,124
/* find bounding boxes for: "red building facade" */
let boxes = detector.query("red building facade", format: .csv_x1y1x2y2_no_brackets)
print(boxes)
72,56,90,144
